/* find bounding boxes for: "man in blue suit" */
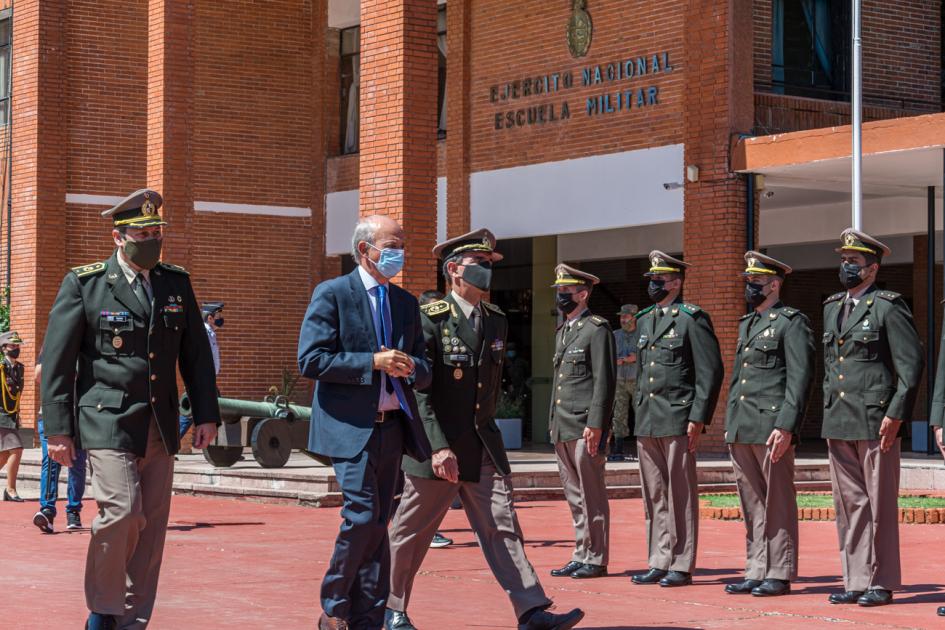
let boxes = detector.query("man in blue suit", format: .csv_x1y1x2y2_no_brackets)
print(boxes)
299,214,433,630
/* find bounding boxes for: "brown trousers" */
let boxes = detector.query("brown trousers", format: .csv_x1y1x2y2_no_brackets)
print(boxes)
387,453,551,620
827,438,901,592
638,435,697,573
554,437,609,566
729,443,798,581
85,419,175,629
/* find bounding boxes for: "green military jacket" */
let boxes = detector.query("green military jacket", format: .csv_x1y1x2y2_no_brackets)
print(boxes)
725,303,814,444
930,305,945,427
548,310,616,443
821,285,923,440
0,357,23,429
402,294,510,483
41,251,220,456
633,299,723,437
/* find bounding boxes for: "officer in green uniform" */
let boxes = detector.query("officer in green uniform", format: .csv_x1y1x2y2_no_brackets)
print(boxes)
631,250,723,588
0,330,25,502
548,264,616,580
386,229,583,630
822,228,923,608
725,251,814,598
929,270,945,617
41,189,220,630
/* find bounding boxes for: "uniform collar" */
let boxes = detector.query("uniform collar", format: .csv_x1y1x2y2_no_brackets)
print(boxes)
450,290,479,320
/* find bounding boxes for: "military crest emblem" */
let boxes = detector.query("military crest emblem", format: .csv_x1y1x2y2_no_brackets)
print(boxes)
844,232,857,248
142,192,157,216
747,256,759,269
566,0,592,58
650,253,663,269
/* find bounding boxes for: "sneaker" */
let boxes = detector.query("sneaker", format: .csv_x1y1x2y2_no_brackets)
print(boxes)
429,533,453,549
32,508,54,534
67,511,83,530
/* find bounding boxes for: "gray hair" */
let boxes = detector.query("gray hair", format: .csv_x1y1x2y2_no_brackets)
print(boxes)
351,218,381,260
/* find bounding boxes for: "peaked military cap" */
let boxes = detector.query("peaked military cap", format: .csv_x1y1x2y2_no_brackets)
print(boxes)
617,304,639,316
645,250,690,276
102,188,167,228
433,228,503,262
201,302,225,318
742,250,792,276
835,228,891,258
551,263,600,287
0,331,23,346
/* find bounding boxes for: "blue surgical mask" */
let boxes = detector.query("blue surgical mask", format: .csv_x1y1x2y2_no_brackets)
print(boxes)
368,244,405,279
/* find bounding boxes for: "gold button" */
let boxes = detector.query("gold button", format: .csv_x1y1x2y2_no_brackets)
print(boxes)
840,391,845,397
559,373,564,378
839,357,844,362
838,374,844,380
649,377,654,382
650,361,655,366
96,404,102,410
880,400,885,405
475,403,480,410
149,352,155,359
478,382,482,388
743,362,748,368
557,385,562,390
151,397,156,403
838,339,844,346
771,405,776,410
556,399,561,404
150,374,157,381
739,395,745,400
741,379,746,384
649,393,654,398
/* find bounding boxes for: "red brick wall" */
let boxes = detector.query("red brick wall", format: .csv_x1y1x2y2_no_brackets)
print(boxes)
754,93,927,135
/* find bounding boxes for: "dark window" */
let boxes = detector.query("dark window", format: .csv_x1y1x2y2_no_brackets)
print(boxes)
340,26,359,154
772,0,850,100
0,16,11,126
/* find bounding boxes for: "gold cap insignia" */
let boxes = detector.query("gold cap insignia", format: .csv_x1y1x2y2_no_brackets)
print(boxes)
746,256,759,269
651,254,663,268
843,232,857,247
142,192,156,216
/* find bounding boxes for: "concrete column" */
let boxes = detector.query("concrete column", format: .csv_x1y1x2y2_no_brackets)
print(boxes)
10,0,66,428
682,0,755,454
359,0,438,294
147,0,194,268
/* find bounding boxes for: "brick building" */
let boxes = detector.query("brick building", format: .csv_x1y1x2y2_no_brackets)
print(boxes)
3,0,944,454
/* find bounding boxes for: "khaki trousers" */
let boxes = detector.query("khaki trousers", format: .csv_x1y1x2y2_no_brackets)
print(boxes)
85,419,174,629
554,438,609,566
611,379,636,439
387,453,551,620
827,438,901,592
729,443,798,581
638,435,697,573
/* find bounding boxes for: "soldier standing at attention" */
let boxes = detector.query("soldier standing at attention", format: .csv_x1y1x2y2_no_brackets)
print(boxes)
386,230,584,630
822,229,923,608
41,189,220,630
724,252,814,598
547,265,616,580
631,251,723,588
611,304,640,462
0,331,25,502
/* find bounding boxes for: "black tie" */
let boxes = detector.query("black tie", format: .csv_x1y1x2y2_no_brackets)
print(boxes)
839,298,854,329
133,274,152,319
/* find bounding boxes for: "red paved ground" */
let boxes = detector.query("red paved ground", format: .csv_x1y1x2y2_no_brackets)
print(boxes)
3,495,943,629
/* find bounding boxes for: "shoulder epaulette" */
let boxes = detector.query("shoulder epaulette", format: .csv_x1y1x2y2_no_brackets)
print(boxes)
781,307,800,318
824,292,845,305
71,262,106,278
158,262,189,275
679,303,702,316
589,315,608,327
420,300,450,318
482,301,504,315
637,304,656,317
739,311,753,320
876,290,902,302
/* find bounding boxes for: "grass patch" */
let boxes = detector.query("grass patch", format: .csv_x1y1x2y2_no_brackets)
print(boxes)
700,493,945,509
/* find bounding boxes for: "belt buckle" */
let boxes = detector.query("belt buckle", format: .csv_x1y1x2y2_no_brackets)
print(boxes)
376,411,386,424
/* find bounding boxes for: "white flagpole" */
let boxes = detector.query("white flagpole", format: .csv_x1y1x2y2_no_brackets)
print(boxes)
852,0,862,230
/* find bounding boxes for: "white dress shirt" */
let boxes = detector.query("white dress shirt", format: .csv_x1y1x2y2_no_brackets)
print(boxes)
357,266,400,412
204,322,220,375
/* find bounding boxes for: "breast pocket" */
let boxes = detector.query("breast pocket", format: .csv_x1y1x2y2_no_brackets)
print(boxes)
822,331,835,360
657,338,683,365
161,308,187,333
566,352,588,377
748,339,780,368
852,330,880,361
99,317,134,356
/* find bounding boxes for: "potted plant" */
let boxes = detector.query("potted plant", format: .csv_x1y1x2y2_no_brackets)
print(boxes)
494,391,525,450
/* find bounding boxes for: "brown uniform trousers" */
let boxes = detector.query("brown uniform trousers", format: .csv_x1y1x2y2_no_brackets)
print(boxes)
554,437,609,566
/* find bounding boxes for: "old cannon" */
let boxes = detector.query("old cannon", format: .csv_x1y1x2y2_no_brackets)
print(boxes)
179,392,313,468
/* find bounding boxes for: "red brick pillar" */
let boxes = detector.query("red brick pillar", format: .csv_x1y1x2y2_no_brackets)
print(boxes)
445,0,470,238
10,0,67,429
682,0,755,454
359,0,438,295
147,0,194,268
309,1,328,288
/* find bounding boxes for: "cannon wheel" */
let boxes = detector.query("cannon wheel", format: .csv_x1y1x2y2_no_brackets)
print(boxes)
202,445,243,467
251,417,292,468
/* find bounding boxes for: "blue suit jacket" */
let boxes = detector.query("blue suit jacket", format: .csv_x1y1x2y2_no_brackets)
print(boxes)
298,269,433,461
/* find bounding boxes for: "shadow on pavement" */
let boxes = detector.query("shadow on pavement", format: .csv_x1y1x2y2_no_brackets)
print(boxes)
167,521,265,531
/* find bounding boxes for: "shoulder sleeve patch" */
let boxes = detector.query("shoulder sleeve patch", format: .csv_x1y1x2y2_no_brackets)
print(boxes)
679,303,702,316
71,262,106,278
876,290,902,302
482,301,504,315
823,292,845,304
420,300,450,317
159,262,190,275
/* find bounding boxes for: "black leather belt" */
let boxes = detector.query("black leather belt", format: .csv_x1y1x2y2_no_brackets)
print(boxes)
375,409,403,424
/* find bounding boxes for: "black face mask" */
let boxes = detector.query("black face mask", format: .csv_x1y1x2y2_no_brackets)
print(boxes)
213,317,224,328
556,292,579,315
839,262,864,290
745,282,768,307
461,262,493,291
5,348,19,360
647,279,669,303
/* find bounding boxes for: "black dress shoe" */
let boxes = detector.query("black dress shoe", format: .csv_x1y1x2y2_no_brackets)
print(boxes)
550,561,583,577
857,589,892,607
3,489,23,502
632,568,667,584
518,607,585,630
659,571,692,587
724,579,762,594
571,563,607,579
385,608,417,630
937,606,945,616
85,613,117,630
828,590,864,604
751,579,790,597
